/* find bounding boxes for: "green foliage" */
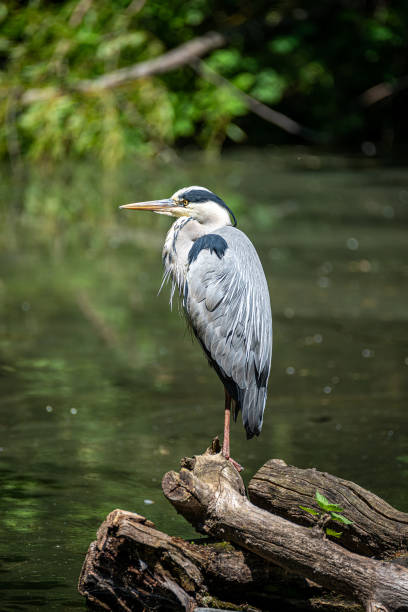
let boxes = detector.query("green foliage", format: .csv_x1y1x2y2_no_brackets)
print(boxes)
325,529,343,539
331,512,353,525
299,506,319,516
251,69,286,105
315,490,343,513
300,490,354,540
0,1,408,163
208,49,242,74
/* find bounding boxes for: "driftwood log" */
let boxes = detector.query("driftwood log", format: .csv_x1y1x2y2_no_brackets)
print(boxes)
78,509,358,611
79,441,408,611
248,459,408,559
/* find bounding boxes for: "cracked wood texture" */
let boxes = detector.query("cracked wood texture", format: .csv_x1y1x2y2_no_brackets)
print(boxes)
248,459,408,559
78,508,359,611
162,446,408,612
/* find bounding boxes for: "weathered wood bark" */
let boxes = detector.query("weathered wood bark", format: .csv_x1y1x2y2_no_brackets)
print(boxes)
162,447,408,611
248,459,408,559
78,508,359,611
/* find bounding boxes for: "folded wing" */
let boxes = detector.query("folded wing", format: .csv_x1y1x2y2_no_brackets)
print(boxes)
185,226,272,438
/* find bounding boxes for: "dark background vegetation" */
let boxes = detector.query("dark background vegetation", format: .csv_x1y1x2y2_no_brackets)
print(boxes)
1,0,408,165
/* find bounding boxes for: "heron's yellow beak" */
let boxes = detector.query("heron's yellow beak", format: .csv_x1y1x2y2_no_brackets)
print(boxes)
119,198,174,212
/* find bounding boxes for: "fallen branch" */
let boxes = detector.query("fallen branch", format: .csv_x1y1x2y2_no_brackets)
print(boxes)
191,59,321,142
20,31,226,105
359,75,408,107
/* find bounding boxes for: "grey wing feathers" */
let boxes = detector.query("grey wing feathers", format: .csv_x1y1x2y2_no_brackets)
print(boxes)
185,226,272,438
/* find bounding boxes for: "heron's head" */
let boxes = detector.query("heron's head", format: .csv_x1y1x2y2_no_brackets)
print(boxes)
120,185,237,227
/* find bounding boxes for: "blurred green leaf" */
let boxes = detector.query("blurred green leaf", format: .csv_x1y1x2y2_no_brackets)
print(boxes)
367,22,397,43
185,8,204,26
96,32,146,60
207,49,242,73
226,123,246,143
269,36,299,55
0,3,7,22
232,72,255,92
251,69,286,105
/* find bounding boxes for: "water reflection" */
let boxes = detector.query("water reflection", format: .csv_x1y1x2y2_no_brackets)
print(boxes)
0,151,407,609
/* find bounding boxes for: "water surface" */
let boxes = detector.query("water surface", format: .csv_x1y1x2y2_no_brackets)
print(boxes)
1,151,408,609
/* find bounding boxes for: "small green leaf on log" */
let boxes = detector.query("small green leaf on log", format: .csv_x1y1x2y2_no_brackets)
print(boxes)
315,491,343,512
299,506,319,516
331,512,353,525
326,528,343,538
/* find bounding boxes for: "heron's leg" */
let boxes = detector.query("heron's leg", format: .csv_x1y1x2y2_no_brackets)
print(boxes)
222,389,243,472
222,389,231,459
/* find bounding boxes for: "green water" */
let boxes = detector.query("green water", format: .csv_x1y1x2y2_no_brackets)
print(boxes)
0,151,408,610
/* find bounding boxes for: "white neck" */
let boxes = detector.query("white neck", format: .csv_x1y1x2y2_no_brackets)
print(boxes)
191,201,232,229
161,211,229,307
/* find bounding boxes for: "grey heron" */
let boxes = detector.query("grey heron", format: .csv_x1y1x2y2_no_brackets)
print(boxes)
120,186,272,470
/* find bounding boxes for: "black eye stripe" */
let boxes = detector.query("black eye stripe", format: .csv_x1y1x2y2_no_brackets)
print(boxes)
182,189,216,203
177,189,237,226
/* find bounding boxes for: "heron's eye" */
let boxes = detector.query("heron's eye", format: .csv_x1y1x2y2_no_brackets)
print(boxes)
179,199,188,207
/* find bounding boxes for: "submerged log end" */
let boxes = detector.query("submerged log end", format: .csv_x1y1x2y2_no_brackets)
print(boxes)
78,508,201,611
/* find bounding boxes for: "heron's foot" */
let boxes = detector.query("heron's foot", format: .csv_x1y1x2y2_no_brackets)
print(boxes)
229,457,244,472
222,453,243,472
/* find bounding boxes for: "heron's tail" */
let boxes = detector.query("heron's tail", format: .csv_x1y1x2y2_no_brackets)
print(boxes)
238,385,267,439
